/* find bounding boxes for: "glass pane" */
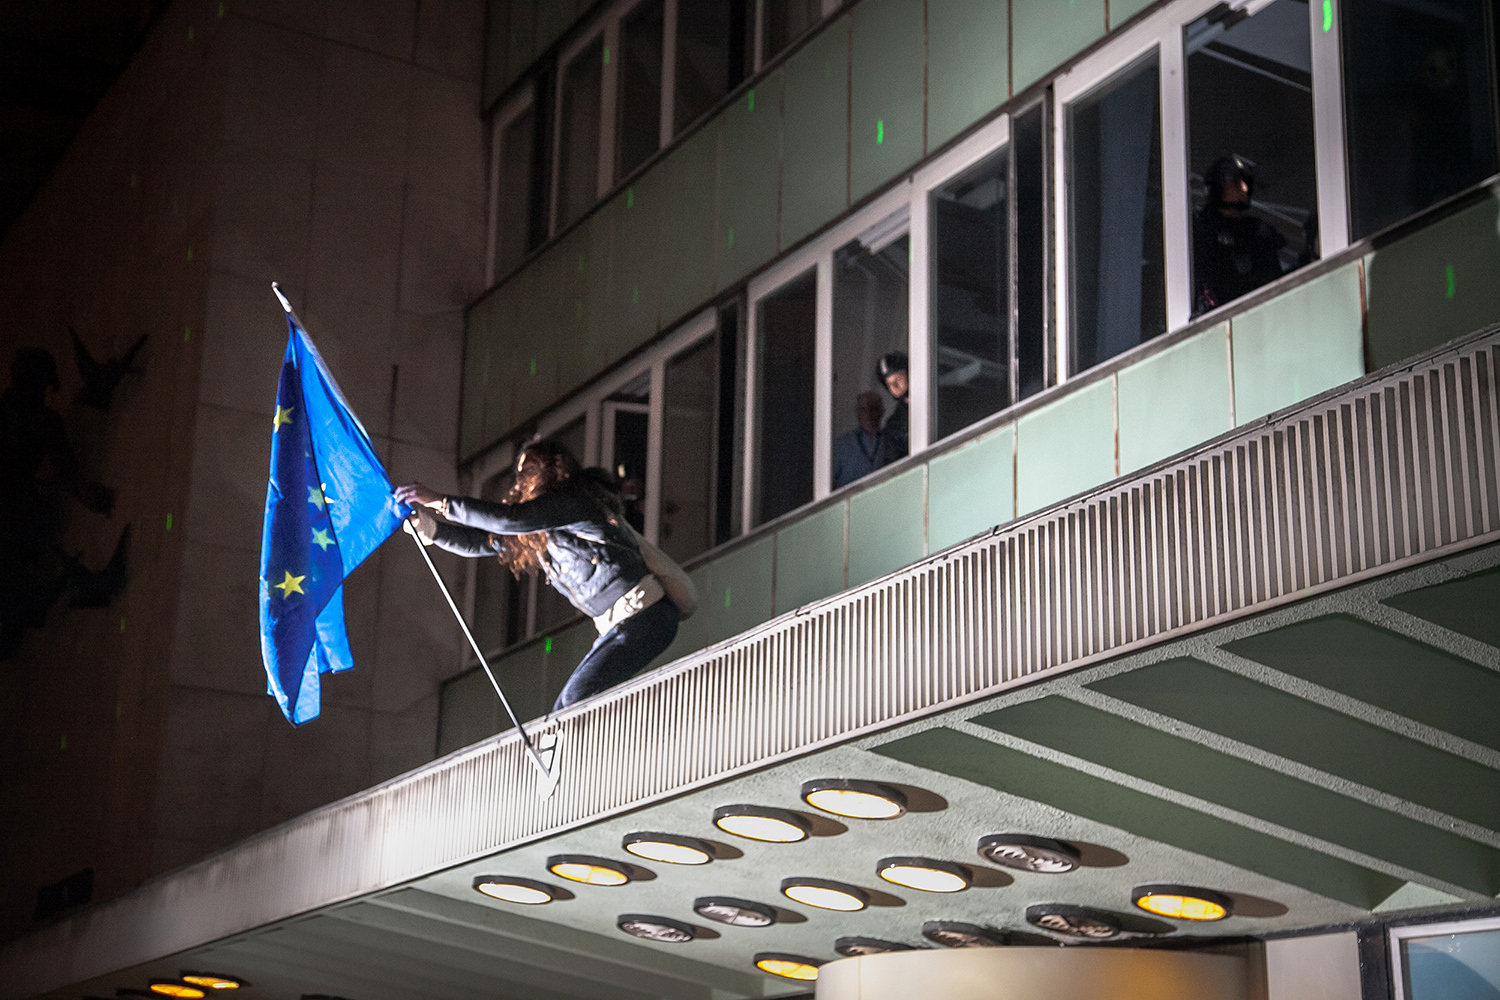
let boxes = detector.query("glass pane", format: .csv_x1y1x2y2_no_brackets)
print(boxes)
660,335,719,562
715,300,742,545
472,468,520,653
494,102,536,275
763,0,822,63
675,0,752,133
933,150,1010,442
617,0,666,180
534,418,590,634
1069,52,1166,372
1404,927,1500,1000
756,270,817,524
1015,102,1049,400
832,230,910,488
1186,0,1317,316
1345,0,1498,240
557,37,604,229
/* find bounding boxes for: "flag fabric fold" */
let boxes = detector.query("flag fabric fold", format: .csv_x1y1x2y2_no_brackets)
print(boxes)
259,311,406,724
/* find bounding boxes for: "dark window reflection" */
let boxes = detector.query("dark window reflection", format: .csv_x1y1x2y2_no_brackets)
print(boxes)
557,38,604,229
1186,0,1317,316
763,0,822,64
933,151,1010,441
660,335,719,562
675,0,754,133
832,229,910,487
617,0,666,180
756,271,816,524
1344,0,1499,239
1069,52,1166,372
1015,101,1050,399
494,101,536,275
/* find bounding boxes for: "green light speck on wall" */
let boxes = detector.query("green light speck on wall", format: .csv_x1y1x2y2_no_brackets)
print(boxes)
545,636,553,653
1446,264,1456,300
748,89,755,112
1323,0,1333,30
727,227,735,248
626,187,634,208
529,358,537,376
724,586,732,608
876,120,884,145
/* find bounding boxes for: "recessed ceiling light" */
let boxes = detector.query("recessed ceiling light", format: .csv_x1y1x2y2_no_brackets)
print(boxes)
712,804,811,843
922,920,1008,948
834,936,915,957
547,854,632,886
800,779,907,819
617,914,697,943
472,874,561,904
977,833,1082,874
876,856,971,893
693,896,777,927
781,877,869,911
754,953,823,981
148,983,206,999
1132,884,1233,921
1026,904,1123,940
179,974,245,991
622,832,713,865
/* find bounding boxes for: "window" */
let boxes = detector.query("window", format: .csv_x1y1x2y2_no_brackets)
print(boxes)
832,224,910,488
601,375,651,533
762,0,823,64
556,37,605,230
676,0,754,132
754,270,817,524
660,336,720,561
1014,101,1051,400
1343,0,1499,240
1068,52,1166,372
491,87,541,280
1394,917,1500,1000
617,0,667,180
1185,0,1318,316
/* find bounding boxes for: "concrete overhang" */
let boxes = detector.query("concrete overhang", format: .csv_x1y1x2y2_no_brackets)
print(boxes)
6,326,1500,1000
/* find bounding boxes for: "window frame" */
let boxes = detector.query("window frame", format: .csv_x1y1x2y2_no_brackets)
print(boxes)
1389,912,1500,1000
485,83,538,289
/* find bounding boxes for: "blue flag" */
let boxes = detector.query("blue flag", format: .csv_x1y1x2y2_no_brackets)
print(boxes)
259,311,406,724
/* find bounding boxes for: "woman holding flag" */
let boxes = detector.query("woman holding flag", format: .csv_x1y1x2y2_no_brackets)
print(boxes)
395,440,695,711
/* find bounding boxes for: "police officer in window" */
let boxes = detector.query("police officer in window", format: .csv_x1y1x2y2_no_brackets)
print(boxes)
876,351,909,468
1193,154,1288,314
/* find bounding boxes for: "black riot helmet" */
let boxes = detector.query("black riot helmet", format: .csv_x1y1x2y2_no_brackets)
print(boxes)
876,351,908,381
1206,154,1256,206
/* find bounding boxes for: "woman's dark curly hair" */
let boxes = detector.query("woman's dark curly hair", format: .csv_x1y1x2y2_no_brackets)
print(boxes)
495,439,583,576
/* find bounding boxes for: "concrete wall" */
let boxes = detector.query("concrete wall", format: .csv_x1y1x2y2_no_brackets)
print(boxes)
0,0,486,940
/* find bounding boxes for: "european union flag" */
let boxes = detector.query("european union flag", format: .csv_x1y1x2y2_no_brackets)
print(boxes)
259,305,406,724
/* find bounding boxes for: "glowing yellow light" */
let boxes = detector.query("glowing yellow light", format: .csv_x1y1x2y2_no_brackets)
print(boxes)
550,861,629,886
475,880,553,904
180,976,241,991
804,787,902,819
878,862,969,893
755,956,820,981
623,837,711,865
714,812,807,843
1134,891,1229,921
149,986,206,999
782,881,867,911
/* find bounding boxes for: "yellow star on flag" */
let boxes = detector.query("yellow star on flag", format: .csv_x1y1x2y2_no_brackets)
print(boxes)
273,405,294,431
311,528,334,551
273,570,306,598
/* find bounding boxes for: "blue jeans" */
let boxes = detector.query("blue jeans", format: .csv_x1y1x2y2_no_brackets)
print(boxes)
554,599,679,710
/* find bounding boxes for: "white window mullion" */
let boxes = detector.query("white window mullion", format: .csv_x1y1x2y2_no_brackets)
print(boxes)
813,254,835,500
1160,29,1192,332
645,360,666,544
741,297,761,535
907,184,932,455
1051,86,1071,383
1309,0,1350,256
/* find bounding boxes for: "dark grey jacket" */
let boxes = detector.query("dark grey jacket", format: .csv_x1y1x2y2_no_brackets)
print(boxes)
432,482,649,618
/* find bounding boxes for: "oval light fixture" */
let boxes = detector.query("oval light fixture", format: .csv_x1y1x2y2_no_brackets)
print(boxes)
712,804,811,843
1132,884,1233,921
179,974,246,991
781,877,869,912
693,896,777,927
148,983,206,999
921,920,1008,949
800,778,907,820
1026,904,1123,940
618,914,697,943
834,936,915,957
622,832,713,865
547,854,632,886
876,856,971,893
472,874,562,904
977,833,1082,874
754,953,823,981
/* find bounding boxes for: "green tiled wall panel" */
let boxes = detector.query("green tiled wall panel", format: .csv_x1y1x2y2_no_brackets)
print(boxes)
927,425,1014,553
850,0,925,203
706,535,776,645
927,0,1009,150
482,280,520,442
1117,324,1231,474
781,19,850,249
717,77,783,289
496,639,548,724
774,502,847,614
1015,376,1115,515
1365,193,1500,371
1109,0,1157,27
609,170,666,359
848,466,926,587
655,565,713,668
660,121,720,329
1012,0,1106,93
509,262,559,425
1231,263,1364,425
437,667,501,755
555,214,612,399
